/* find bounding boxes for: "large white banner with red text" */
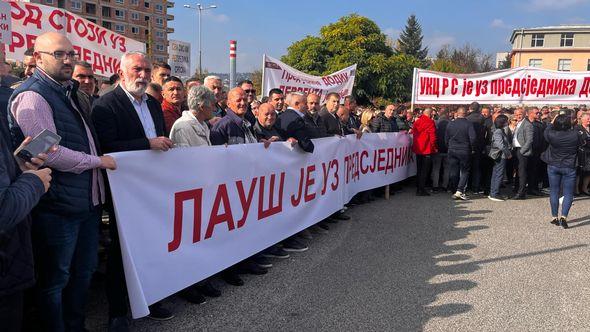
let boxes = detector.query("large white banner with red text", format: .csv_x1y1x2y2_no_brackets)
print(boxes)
106,133,415,318
4,2,145,77
412,67,590,105
262,54,356,103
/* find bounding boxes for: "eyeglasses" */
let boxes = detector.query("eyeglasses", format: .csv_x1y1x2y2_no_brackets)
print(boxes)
244,89,256,94
38,51,80,61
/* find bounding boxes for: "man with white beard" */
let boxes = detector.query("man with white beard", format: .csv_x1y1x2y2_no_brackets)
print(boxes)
92,51,175,330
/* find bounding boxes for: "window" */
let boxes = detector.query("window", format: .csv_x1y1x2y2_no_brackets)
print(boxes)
155,3,163,12
46,0,54,4
102,21,112,29
71,1,81,11
531,33,544,47
131,12,139,20
156,44,165,52
560,33,574,47
155,30,164,39
131,0,138,4
85,3,96,14
102,6,111,17
115,9,125,18
528,59,542,68
144,1,149,8
155,17,163,26
116,0,124,4
558,59,572,72
131,26,139,34
587,59,590,71
115,24,125,33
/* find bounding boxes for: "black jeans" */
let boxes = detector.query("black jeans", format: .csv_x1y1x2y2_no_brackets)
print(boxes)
448,151,471,193
527,154,540,193
0,291,24,332
416,154,432,193
470,152,482,192
106,211,129,319
515,148,529,195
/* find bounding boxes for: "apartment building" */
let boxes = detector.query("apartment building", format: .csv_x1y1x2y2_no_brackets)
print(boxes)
510,25,590,71
31,0,174,63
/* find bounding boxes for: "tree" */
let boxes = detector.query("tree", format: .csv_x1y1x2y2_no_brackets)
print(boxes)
430,58,462,73
249,69,263,96
431,43,496,73
396,14,428,64
281,14,419,104
498,54,512,69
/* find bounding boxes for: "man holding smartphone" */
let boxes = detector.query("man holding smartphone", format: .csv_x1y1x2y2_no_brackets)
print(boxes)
8,32,116,331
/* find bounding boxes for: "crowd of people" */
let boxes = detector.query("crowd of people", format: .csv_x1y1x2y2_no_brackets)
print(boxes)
1,31,590,332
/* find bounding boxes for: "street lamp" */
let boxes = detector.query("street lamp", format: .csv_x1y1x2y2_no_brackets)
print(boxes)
183,3,217,79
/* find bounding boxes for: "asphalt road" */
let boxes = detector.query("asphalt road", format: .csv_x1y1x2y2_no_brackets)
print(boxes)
87,188,590,331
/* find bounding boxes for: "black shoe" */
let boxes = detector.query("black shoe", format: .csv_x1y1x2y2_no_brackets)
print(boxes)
416,191,430,196
559,217,569,229
197,281,221,297
253,256,273,268
318,222,330,230
147,303,174,321
282,238,309,252
240,260,268,275
528,190,544,196
512,194,526,200
262,246,290,259
222,271,244,286
326,217,339,224
180,286,206,304
333,212,350,220
550,217,560,226
108,316,129,332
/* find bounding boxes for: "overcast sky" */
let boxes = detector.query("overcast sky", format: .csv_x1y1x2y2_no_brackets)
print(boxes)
169,0,590,74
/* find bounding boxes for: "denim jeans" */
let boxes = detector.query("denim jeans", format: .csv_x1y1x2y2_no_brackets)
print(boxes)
431,153,449,189
547,165,576,218
490,158,506,197
33,208,100,332
448,151,471,193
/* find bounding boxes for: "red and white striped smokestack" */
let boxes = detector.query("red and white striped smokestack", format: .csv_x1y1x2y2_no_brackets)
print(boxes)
229,40,237,88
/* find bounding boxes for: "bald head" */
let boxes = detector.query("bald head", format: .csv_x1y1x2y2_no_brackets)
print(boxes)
34,32,76,82
257,103,277,129
423,108,433,118
455,107,467,118
227,87,247,117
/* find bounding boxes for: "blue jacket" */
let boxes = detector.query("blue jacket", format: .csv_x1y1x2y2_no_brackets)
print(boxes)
445,117,477,154
0,84,45,296
8,70,99,215
210,109,256,145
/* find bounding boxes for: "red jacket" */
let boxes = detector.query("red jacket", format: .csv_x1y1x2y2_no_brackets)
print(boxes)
161,99,182,135
412,114,437,155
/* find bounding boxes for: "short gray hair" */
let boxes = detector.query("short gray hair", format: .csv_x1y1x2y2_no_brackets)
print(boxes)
203,75,221,86
120,51,149,71
188,85,216,112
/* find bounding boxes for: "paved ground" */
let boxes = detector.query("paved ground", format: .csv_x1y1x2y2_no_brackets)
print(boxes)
87,187,590,331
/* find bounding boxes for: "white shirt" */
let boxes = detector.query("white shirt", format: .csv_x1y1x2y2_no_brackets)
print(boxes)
121,87,157,139
513,120,523,148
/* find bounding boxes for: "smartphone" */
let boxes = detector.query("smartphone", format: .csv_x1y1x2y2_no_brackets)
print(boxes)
14,129,61,162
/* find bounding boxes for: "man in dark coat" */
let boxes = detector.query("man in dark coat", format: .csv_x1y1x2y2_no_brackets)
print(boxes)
445,107,477,200
274,92,314,153
304,93,328,139
466,102,486,194
319,92,344,136
370,104,399,133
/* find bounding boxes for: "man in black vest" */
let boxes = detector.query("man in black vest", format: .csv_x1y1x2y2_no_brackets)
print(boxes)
92,51,175,330
9,32,116,331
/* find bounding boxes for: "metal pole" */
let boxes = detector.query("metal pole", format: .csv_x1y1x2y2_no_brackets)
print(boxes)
198,5,202,78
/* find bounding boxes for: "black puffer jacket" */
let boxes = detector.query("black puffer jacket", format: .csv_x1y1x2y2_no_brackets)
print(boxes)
370,113,399,133
0,85,45,296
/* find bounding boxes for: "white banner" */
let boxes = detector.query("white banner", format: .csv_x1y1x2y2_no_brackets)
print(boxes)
106,133,415,318
0,2,11,44
5,1,145,77
412,67,590,105
262,54,356,103
168,39,190,77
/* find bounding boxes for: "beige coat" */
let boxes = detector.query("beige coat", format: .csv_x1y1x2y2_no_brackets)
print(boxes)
169,111,211,147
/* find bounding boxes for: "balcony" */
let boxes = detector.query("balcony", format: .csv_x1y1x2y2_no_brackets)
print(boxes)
166,0,174,8
167,13,173,20
166,27,174,33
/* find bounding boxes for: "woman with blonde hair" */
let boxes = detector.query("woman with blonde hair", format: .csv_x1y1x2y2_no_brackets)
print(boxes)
360,109,376,133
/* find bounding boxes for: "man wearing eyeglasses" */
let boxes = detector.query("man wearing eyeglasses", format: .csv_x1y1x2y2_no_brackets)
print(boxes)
239,79,257,125
8,31,116,332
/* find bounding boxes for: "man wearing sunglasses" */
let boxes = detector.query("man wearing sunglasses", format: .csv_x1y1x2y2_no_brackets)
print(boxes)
8,31,116,332
239,79,257,125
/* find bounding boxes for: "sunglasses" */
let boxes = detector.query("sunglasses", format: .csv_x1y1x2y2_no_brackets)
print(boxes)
244,89,256,94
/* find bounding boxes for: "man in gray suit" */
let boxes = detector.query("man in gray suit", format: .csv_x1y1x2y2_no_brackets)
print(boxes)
512,107,534,199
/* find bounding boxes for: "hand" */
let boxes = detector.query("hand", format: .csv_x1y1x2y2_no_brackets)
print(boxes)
286,137,298,147
507,154,512,160
353,129,363,139
99,155,117,170
24,168,52,193
14,136,58,172
261,139,272,149
149,137,174,151
208,117,222,126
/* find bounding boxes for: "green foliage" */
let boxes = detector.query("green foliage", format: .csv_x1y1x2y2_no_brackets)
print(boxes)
396,14,428,63
430,58,462,73
249,69,263,95
432,43,496,73
281,14,420,104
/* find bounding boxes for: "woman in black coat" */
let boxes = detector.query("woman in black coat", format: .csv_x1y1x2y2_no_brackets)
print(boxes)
541,114,586,229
